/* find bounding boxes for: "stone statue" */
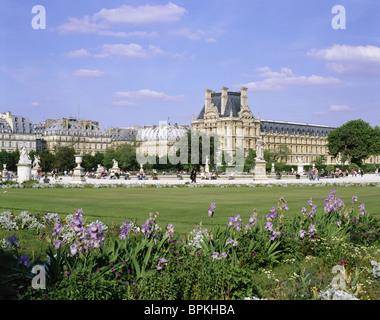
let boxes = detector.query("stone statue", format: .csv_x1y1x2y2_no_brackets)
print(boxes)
112,159,119,168
18,143,31,164
255,138,265,161
32,155,40,169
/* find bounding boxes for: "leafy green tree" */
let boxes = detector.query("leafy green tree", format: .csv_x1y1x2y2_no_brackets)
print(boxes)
117,143,138,170
0,150,10,169
0,149,18,171
39,150,55,173
312,155,327,167
53,146,76,172
103,148,119,169
244,149,256,172
82,154,96,171
104,143,138,170
184,130,218,172
327,119,375,165
274,144,291,162
81,152,105,171
28,150,37,164
7,149,19,171
372,126,380,156
93,152,105,167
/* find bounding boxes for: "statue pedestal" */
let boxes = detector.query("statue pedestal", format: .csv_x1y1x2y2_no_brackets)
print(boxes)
71,155,86,183
253,160,268,181
17,162,32,183
110,166,121,174
72,167,86,183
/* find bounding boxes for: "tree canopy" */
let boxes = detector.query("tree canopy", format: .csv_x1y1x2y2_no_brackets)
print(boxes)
103,143,138,170
327,119,379,165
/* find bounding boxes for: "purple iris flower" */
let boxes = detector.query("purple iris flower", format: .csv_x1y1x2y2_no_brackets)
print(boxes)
18,255,30,268
6,235,19,249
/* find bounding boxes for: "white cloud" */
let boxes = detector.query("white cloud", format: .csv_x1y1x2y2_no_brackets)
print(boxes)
65,43,170,59
169,28,218,42
71,69,105,78
30,102,40,107
314,104,356,115
111,100,139,107
57,16,107,34
101,43,149,58
148,45,165,55
329,104,354,112
170,28,205,41
113,89,184,101
97,30,159,38
241,67,341,91
94,3,186,25
57,3,186,35
64,49,92,58
308,44,380,62
308,44,380,76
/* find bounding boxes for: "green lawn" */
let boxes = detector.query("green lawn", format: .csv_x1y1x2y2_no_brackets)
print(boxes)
1,185,379,235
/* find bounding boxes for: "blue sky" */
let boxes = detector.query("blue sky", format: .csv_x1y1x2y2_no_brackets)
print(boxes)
1,0,379,129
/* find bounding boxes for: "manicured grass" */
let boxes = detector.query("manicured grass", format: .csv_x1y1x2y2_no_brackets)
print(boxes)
1,185,379,235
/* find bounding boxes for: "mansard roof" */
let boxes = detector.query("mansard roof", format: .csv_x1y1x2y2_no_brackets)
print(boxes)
44,118,108,137
260,119,335,136
197,91,243,120
111,128,138,141
0,118,12,133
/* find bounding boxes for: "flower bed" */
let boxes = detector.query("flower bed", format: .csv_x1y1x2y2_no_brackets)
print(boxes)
1,189,380,300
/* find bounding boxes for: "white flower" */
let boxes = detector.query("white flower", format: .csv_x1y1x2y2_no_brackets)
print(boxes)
371,260,380,279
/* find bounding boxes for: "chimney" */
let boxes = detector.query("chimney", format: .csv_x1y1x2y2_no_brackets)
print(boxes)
205,89,212,111
241,87,248,108
221,87,228,116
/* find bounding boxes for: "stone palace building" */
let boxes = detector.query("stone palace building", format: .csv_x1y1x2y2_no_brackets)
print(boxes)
190,87,379,166
1,87,379,167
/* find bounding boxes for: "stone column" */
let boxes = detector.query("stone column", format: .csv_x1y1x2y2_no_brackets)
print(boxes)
241,87,248,108
221,87,228,116
205,89,212,111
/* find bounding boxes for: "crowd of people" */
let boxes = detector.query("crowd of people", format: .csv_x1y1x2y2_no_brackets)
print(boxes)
1,165,380,183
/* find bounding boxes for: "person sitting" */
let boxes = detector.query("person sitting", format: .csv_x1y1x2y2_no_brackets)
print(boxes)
43,175,50,183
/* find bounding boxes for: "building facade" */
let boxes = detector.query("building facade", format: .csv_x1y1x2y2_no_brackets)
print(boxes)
42,118,111,155
1,91,379,167
135,123,189,161
0,112,37,153
191,87,339,166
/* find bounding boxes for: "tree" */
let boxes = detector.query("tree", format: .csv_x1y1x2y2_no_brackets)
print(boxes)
117,143,138,170
244,149,256,172
39,150,55,173
274,144,291,162
327,119,375,165
103,143,138,170
82,154,97,171
6,149,19,171
53,146,76,172
312,155,327,167
0,150,17,171
372,126,380,156
184,130,218,171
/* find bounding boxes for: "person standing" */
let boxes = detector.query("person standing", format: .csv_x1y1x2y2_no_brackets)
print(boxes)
314,168,319,181
190,168,196,183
